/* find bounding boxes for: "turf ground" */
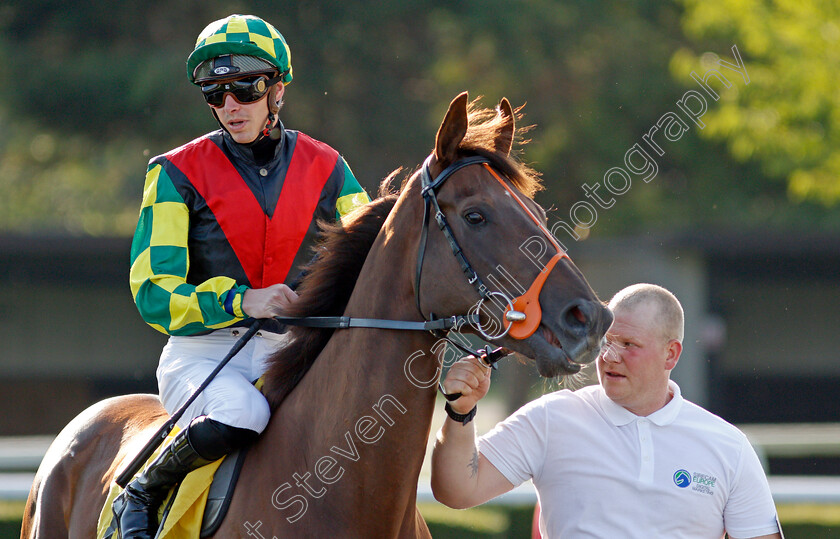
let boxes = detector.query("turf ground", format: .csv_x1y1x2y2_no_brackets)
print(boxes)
6,501,838,537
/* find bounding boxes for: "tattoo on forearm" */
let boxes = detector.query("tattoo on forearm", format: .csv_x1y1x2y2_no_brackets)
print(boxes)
468,449,479,478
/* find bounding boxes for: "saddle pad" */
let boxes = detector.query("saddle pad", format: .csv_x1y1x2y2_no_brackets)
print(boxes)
96,427,225,539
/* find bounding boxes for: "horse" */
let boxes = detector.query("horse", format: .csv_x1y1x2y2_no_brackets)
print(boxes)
22,92,612,538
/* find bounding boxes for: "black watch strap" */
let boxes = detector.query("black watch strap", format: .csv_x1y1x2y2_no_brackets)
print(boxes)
444,402,477,425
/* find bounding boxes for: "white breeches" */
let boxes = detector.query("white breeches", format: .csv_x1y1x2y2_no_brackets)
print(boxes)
156,328,289,432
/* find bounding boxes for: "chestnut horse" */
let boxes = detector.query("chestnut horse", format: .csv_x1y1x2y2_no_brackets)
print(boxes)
22,93,612,538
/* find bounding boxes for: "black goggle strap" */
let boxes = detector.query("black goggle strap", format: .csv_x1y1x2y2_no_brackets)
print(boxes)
415,155,492,319
263,73,284,87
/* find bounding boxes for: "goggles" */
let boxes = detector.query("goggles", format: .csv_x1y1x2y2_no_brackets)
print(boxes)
200,74,282,107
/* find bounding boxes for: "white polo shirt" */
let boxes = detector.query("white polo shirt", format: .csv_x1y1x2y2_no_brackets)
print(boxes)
478,381,780,538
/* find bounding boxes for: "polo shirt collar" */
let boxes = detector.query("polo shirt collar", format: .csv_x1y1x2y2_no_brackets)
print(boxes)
598,380,683,426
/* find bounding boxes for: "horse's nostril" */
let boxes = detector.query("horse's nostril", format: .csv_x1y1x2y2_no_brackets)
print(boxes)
565,304,588,329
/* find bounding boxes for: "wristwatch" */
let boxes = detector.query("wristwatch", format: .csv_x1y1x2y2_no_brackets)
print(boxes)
444,402,477,425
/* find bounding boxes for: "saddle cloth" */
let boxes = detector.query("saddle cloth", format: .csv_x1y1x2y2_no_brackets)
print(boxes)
96,426,245,539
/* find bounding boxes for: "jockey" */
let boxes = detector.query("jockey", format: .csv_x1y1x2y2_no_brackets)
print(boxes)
115,14,370,537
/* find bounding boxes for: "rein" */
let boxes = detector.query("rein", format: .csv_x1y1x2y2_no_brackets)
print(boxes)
273,314,477,332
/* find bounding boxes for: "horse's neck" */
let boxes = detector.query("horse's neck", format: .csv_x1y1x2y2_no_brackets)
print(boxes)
289,182,440,435
265,205,441,497
290,248,439,439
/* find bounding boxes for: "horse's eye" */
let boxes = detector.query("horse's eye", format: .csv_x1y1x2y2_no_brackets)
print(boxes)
464,211,485,225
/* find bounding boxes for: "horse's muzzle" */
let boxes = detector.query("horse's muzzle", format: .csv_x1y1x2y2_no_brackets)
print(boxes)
529,299,613,377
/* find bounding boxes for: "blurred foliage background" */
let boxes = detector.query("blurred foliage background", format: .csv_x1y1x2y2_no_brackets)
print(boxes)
0,0,838,238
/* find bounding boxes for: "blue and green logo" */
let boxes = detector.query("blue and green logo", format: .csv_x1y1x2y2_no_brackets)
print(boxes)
673,469,692,488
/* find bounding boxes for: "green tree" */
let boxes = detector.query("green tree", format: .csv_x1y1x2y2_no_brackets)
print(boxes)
1,0,831,235
674,0,840,205
418,0,802,236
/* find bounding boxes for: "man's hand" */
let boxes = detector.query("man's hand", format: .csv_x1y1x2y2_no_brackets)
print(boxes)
432,354,513,509
442,356,492,415
242,283,300,319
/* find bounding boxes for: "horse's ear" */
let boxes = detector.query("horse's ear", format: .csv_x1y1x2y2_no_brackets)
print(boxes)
435,92,469,164
494,98,515,156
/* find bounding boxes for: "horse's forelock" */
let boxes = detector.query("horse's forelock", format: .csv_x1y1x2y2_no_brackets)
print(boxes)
460,99,542,199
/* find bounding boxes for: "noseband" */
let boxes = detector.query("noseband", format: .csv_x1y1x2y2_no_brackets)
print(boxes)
416,154,570,342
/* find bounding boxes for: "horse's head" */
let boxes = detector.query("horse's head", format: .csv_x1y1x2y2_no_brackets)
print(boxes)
414,92,612,377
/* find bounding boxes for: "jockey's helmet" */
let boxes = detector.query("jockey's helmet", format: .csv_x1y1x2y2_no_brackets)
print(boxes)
187,14,293,85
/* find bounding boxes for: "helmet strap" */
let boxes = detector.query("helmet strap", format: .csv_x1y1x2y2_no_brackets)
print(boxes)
249,80,283,144
251,98,282,145
261,112,275,139
265,84,284,140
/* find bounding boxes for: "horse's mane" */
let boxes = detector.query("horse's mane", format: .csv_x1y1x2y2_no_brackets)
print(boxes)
263,99,542,408
262,192,398,409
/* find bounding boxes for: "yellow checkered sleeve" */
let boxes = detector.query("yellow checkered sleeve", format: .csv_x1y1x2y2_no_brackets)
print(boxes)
335,160,371,219
129,163,247,335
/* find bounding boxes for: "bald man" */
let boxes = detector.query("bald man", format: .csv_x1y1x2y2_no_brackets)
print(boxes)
431,283,782,539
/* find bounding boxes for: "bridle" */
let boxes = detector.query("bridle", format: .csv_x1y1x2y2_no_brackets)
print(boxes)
274,154,571,398
415,155,512,341
416,154,571,343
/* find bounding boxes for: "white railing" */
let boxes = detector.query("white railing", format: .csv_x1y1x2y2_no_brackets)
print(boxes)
4,428,840,503
740,423,840,459
0,436,54,500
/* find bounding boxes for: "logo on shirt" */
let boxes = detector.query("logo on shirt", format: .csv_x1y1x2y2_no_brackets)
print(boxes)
673,468,717,495
673,469,691,488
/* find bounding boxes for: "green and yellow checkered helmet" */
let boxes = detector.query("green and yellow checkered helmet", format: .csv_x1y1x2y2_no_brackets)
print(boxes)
187,14,292,85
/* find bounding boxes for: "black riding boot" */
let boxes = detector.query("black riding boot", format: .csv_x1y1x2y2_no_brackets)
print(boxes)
112,416,258,538
112,427,211,538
